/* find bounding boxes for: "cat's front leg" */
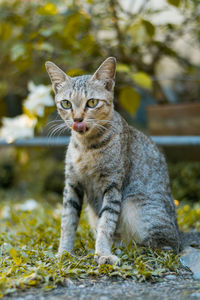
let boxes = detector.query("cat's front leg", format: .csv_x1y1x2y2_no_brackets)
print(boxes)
58,181,83,255
95,184,121,265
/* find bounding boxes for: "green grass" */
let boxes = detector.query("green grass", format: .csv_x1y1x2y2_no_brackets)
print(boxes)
0,199,200,297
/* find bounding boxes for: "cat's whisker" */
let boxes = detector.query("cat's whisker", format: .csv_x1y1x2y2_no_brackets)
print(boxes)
85,120,107,132
55,127,68,137
46,119,63,125
50,128,69,139
45,120,64,132
95,121,118,133
47,125,61,137
47,122,65,132
93,119,118,131
48,119,73,139
47,123,65,133
48,123,68,138
96,124,109,132
86,119,116,127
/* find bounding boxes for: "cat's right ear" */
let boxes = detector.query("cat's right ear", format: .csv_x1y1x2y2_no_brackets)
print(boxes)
45,61,71,93
90,57,116,92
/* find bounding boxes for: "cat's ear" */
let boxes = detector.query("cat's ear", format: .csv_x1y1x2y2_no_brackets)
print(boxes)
90,57,116,91
45,61,71,93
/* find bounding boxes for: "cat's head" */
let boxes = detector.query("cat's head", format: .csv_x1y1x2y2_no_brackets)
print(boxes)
45,57,116,136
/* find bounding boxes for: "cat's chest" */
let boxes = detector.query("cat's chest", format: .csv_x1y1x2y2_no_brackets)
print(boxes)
69,146,103,185
70,148,104,212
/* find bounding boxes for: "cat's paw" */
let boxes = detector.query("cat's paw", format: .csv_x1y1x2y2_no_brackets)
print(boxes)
95,254,121,266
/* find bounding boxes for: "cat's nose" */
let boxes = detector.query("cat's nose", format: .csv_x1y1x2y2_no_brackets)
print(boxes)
73,117,83,122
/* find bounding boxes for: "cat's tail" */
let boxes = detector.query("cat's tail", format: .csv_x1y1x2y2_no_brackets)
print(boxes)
179,231,200,250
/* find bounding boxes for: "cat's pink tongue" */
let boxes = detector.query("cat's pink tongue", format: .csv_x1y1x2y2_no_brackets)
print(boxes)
72,122,86,133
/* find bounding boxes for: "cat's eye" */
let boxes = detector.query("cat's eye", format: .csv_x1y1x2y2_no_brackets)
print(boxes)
60,100,72,110
87,98,99,108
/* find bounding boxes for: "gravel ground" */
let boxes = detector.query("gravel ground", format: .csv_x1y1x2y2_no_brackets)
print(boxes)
4,273,200,300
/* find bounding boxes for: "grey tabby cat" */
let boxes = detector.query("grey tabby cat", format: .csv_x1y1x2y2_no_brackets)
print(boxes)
45,57,181,265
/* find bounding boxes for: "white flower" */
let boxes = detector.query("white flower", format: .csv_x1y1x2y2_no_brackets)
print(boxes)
1,205,11,219
24,81,54,117
16,199,38,211
0,114,37,141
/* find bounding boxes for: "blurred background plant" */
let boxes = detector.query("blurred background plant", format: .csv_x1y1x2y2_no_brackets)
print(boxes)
0,0,200,133
1,147,200,204
0,0,199,204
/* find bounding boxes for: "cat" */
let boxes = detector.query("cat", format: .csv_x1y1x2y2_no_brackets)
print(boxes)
45,57,196,265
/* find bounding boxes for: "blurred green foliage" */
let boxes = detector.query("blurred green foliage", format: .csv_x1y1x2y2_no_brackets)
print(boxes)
0,148,65,202
169,162,200,202
0,0,200,120
0,148,199,203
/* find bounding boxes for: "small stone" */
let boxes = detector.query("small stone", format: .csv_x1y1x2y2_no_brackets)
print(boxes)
64,278,74,286
115,249,122,256
180,247,200,280
191,292,200,298
165,275,177,280
193,272,200,280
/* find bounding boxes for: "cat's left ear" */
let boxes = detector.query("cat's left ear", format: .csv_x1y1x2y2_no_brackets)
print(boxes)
90,57,116,91
45,61,71,93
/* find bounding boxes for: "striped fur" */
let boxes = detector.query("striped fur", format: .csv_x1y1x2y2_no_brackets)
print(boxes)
46,57,179,265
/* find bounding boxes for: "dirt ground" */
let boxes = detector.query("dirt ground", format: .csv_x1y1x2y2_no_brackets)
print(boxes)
4,273,200,300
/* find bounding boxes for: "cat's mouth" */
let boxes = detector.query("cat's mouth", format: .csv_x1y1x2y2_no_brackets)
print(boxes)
72,121,88,133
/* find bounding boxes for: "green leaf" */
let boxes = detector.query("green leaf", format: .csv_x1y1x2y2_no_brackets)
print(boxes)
131,72,152,90
10,44,26,61
0,22,12,41
9,248,22,266
119,86,140,115
167,0,181,7
35,42,54,53
37,3,58,15
116,64,130,73
128,22,146,45
63,12,90,46
9,248,18,259
142,20,155,37
66,68,85,77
